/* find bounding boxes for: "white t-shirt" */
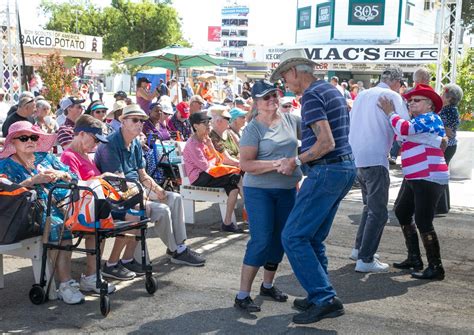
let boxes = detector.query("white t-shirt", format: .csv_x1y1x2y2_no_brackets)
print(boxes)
169,83,182,104
349,82,440,170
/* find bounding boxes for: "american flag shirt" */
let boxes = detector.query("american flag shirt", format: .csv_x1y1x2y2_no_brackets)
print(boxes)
389,112,449,183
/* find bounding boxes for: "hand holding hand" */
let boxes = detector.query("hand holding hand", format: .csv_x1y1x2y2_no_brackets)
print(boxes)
440,136,448,152
277,158,296,176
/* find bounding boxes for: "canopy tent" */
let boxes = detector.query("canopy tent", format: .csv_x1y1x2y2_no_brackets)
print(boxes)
135,67,168,92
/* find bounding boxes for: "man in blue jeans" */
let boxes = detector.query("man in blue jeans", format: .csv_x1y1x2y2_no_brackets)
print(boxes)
271,49,356,324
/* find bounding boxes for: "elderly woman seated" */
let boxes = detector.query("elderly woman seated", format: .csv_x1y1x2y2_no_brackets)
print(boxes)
142,100,174,140
0,121,84,305
182,112,243,233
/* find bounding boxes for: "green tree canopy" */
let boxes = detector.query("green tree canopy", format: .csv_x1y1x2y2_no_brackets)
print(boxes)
41,0,188,58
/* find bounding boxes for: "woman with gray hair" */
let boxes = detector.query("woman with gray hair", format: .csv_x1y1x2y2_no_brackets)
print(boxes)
437,83,463,214
35,99,58,134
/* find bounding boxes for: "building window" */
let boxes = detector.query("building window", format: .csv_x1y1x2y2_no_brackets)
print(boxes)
348,0,385,26
297,6,311,30
405,2,415,25
424,0,432,11
316,2,332,27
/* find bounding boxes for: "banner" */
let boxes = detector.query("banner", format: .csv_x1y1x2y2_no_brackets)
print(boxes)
21,29,103,58
244,45,444,64
208,26,221,42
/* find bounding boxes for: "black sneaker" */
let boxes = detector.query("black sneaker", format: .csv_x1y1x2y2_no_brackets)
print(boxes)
102,262,136,281
292,297,344,324
166,248,175,257
259,284,288,302
171,248,205,267
293,297,312,311
120,259,146,276
234,295,261,312
221,222,243,233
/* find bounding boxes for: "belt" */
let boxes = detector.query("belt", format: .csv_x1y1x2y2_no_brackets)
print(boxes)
307,154,354,166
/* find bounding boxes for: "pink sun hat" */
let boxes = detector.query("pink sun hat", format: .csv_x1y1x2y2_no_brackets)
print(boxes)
0,121,57,158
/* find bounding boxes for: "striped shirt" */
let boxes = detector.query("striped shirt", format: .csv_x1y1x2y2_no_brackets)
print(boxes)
56,118,75,148
300,80,352,158
390,113,449,183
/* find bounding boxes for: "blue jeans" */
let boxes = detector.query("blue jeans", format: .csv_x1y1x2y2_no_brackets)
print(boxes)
243,187,296,267
390,141,401,159
282,160,356,306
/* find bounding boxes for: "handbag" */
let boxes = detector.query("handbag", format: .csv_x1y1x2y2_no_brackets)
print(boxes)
0,176,42,244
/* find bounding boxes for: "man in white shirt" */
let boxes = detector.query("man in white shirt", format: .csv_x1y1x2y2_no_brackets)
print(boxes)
169,79,182,105
348,67,440,273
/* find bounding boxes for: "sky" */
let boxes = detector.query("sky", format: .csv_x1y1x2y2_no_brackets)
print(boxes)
19,0,297,52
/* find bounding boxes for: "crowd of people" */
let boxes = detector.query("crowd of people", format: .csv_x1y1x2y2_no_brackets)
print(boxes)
0,53,463,324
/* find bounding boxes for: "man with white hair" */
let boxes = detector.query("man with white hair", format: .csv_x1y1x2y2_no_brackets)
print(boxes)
271,49,356,324
2,95,36,137
413,67,431,86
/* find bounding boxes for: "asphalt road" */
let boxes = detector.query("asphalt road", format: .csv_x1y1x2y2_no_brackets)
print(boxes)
1,199,473,334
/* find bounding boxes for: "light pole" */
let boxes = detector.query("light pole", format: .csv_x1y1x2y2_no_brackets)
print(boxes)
72,9,81,34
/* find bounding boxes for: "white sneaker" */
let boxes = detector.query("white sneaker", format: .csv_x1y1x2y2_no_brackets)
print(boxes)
355,259,390,273
350,248,380,261
58,280,85,304
80,273,116,294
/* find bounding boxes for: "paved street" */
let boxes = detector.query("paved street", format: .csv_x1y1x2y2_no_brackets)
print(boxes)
1,178,473,335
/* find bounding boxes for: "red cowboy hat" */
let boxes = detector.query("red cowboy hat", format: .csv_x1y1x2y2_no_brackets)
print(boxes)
403,84,443,113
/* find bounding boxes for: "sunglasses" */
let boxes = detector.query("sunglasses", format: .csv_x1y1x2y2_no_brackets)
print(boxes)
281,104,292,108
93,109,107,114
262,92,279,101
14,135,40,142
86,133,100,143
199,120,211,125
408,98,429,104
126,118,146,124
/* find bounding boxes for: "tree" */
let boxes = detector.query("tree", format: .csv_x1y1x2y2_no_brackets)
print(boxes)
110,47,147,93
461,1,474,34
456,48,473,121
37,52,76,110
41,0,188,58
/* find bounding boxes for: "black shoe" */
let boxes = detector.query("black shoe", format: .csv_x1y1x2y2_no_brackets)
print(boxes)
393,256,424,271
166,248,175,257
234,295,261,312
221,222,243,233
120,259,146,276
293,297,312,311
102,262,136,281
259,284,288,302
292,297,344,324
171,248,205,267
411,264,445,280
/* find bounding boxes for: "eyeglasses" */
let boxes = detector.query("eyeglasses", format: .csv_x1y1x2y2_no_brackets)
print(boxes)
408,98,429,104
86,133,100,143
281,104,292,108
263,92,279,101
14,135,40,142
126,118,146,123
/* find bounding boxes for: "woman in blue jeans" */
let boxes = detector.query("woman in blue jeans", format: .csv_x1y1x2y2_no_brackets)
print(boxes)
234,80,302,312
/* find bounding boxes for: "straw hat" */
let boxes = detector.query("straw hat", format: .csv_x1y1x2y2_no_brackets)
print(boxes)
0,121,57,158
119,104,149,121
270,49,318,82
107,100,127,119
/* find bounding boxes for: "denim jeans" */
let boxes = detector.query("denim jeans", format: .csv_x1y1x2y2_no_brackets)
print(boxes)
243,187,296,267
282,160,356,306
390,141,401,159
354,166,390,262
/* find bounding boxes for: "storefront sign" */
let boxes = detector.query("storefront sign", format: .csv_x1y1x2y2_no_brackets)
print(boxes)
316,2,332,27
297,6,312,30
221,6,249,16
348,0,385,25
21,29,102,57
244,45,441,64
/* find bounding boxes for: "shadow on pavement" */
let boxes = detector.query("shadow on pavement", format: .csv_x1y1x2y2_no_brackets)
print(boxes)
128,306,338,335
275,264,429,305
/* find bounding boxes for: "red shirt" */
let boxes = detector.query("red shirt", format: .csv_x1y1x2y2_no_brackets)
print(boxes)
60,148,101,181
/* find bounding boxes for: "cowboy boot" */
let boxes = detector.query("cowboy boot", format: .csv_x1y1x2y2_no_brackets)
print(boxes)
412,230,445,280
393,224,424,271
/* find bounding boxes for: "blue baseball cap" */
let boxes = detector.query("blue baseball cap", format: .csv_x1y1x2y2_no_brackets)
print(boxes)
229,108,247,121
251,80,281,99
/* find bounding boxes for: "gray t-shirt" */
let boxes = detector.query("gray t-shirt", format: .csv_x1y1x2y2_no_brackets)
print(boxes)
240,112,302,189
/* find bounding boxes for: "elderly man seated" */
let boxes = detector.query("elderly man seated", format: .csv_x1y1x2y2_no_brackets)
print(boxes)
95,104,205,272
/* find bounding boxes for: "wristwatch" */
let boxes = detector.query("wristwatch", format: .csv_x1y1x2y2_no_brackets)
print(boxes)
294,156,302,166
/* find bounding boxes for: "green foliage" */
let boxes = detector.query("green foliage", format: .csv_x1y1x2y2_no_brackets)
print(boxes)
41,0,188,58
459,120,474,131
37,52,76,110
456,48,473,120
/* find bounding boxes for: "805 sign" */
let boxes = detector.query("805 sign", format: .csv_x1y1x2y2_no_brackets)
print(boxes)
349,1,384,25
